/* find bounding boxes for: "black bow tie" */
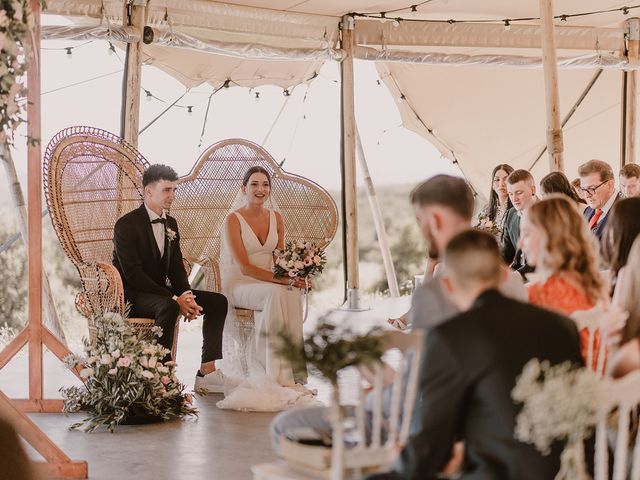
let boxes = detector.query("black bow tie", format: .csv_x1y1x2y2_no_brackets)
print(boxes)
151,217,166,225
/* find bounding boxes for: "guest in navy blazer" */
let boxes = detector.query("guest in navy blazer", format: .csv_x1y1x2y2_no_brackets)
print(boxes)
578,159,620,244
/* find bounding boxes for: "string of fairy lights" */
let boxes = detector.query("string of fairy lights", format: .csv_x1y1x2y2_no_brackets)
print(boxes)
351,2,640,30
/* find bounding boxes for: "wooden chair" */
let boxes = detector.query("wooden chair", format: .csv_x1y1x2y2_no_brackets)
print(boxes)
570,306,627,377
43,126,180,356
172,138,338,376
252,330,426,480
594,370,640,480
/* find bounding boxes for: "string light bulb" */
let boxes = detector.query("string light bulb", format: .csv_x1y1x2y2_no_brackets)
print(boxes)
283,89,291,97
410,5,417,12
108,42,116,55
254,91,260,102
399,93,406,102
187,106,193,116
393,18,401,27
145,90,153,102
623,7,630,15
560,14,568,22
503,19,511,31
65,47,73,58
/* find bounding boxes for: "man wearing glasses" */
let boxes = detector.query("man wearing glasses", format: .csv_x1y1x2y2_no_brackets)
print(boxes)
578,159,620,243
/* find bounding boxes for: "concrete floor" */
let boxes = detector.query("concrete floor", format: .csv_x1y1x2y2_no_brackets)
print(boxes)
0,296,410,480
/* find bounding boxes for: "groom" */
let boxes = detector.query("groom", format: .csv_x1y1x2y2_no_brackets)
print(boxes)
112,164,230,392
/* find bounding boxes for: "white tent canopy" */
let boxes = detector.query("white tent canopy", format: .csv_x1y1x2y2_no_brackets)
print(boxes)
43,0,638,195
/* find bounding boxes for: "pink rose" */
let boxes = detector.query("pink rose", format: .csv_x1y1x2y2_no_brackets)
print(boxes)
161,375,170,385
117,356,132,368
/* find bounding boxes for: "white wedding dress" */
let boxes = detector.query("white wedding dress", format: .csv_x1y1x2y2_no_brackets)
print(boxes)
216,209,320,412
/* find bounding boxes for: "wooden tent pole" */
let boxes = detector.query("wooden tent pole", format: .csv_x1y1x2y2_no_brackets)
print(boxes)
340,15,362,309
121,0,148,148
625,18,640,166
355,128,400,297
539,0,565,172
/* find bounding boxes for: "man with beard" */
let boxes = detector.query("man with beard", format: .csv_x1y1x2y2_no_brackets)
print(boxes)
409,175,526,330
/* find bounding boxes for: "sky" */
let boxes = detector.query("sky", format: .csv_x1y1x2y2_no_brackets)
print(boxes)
1,15,462,207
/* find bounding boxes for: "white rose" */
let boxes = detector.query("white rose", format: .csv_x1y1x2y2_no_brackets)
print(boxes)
148,357,157,369
108,368,117,375
99,354,112,365
79,367,94,379
287,260,294,268
140,356,148,368
294,261,304,270
111,349,121,359
141,370,155,379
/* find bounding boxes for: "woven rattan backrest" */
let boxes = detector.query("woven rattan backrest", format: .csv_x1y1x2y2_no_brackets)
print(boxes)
172,138,339,271
43,126,148,266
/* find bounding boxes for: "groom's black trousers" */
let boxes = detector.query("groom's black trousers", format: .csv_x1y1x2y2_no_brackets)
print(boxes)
130,289,227,363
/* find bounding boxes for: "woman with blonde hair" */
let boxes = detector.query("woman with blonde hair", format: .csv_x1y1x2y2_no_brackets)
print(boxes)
518,194,606,367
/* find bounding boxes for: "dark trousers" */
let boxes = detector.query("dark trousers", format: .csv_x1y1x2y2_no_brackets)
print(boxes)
131,289,227,363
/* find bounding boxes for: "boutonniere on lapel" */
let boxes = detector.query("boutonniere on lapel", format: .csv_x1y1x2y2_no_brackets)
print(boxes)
166,227,177,244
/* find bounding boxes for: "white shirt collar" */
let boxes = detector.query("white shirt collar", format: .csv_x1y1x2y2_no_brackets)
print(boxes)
600,190,618,216
144,203,166,221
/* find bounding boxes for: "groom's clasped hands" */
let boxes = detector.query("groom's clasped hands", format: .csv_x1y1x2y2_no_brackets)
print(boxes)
175,291,203,321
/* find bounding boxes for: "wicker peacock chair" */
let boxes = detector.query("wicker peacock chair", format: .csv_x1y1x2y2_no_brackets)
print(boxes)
43,126,180,356
172,139,339,374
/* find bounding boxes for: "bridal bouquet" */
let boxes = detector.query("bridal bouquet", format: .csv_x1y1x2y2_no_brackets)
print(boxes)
60,312,197,432
273,239,327,283
512,358,604,480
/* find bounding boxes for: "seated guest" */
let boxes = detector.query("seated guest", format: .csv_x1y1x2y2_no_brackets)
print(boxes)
368,230,584,480
502,169,537,275
519,195,606,369
578,159,620,243
271,176,526,448
619,163,640,198
603,197,640,297
473,163,514,240
112,164,230,392
540,170,587,214
608,236,640,378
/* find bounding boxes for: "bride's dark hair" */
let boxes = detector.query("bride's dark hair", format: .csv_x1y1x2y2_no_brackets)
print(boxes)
242,166,272,186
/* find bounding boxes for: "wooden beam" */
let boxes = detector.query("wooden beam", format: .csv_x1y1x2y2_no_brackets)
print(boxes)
11,399,65,413
340,16,360,307
121,1,148,147
27,0,43,403
0,328,28,369
539,0,565,172
355,128,399,297
625,18,640,165
355,19,625,52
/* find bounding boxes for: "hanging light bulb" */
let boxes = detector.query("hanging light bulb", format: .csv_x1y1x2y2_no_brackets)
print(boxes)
392,18,401,27
144,90,153,102
187,106,193,116
65,47,73,59
410,5,417,12
254,91,260,102
503,19,511,31
283,89,291,97
108,42,116,55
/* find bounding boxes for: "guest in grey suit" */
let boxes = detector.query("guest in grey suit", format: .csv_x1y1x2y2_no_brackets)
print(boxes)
578,159,621,245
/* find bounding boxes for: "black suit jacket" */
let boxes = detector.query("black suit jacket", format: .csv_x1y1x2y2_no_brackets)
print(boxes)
392,290,584,480
112,204,191,302
583,193,621,243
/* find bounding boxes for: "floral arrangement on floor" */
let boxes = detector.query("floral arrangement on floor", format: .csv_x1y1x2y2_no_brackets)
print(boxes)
273,239,327,284
0,0,45,145
512,358,605,480
275,321,384,386
61,312,197,432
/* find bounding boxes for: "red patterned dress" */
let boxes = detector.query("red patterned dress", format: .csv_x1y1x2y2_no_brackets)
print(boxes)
528,275,603,370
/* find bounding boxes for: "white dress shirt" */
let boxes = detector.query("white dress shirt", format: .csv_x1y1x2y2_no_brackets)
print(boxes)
144,204,166,257
597,190,618,225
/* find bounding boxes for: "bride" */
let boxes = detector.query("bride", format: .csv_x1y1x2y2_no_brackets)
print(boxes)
217,166,317,410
